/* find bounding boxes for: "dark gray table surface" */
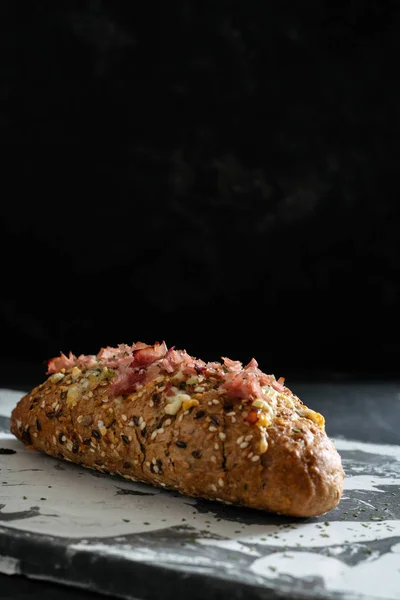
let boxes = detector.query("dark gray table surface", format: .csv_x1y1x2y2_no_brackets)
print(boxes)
1,376,400,600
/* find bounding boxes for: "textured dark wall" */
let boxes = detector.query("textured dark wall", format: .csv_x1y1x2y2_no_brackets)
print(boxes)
1,1,399,380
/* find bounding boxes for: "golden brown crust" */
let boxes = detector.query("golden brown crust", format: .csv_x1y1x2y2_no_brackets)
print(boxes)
10,366,344,517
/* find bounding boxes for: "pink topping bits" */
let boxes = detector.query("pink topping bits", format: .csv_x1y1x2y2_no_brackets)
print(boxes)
47,352,97,373
46,342,288,402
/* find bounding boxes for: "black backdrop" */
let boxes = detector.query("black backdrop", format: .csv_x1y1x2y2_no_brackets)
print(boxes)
1,1,399,385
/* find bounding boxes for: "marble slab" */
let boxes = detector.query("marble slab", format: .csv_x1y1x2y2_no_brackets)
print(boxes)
1,388,399,600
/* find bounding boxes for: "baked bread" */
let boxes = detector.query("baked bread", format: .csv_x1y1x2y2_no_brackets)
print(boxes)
10,342,344,517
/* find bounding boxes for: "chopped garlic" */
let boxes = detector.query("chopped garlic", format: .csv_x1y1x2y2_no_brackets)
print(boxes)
71,366,82,382
164,393,191,416
296,407,325,429
67,386,82,407
261,386,279,404
49,372,65,384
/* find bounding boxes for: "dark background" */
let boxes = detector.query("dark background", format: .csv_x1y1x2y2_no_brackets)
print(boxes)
1,1,399,387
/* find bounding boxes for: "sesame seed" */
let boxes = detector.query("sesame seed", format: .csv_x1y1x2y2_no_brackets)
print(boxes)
146,461,151,467
231,417,236,423
139,416,143,425
164,419,172,426
121,414,127,422
218,478,224,487
226,411,235,416
251,455,260,462
52,436,56,445
151,431,158,440
245,435,253,442
158,428,164,434
153,465,159,473
210,484,217,492
149,400,154,408
61,435,66,443
140,421,146,431
208,401,213,406
77,415,83,424
214,443,219,450
211,455,217,463
98,420,104,428
152,458,157,464
121,435,130,445
212,399,220,405
101,451,105,457
219,432,226,441
209,425,217,432
88,391,93,398
236,436,244,444
240,441,249,449
176,440,187,448
248,452,253,458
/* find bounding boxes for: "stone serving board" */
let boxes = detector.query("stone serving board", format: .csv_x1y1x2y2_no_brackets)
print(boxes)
1,388,400,600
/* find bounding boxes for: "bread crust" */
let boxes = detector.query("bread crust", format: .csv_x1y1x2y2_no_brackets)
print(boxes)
10,364,344,517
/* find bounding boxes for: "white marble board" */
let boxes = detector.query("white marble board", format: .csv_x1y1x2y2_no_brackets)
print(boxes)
1,388,400,600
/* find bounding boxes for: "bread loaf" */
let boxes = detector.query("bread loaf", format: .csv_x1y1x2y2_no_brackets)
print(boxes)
10,342,344,517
